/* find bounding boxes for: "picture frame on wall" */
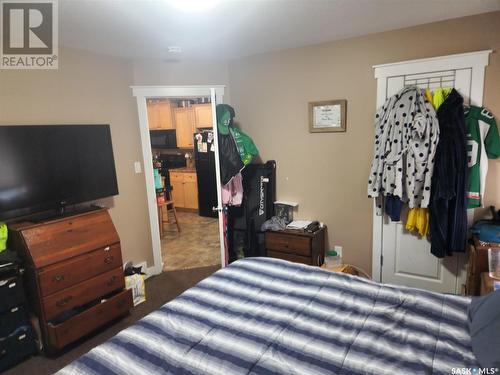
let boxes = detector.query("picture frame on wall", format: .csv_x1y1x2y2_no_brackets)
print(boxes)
308,99,346,133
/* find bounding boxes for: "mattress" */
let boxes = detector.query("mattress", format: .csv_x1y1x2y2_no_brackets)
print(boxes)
59,257,478,375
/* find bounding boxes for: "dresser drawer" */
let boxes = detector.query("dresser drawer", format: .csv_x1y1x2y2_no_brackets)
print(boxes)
20,210,120,268
265,232,311,256
43,267,125,321
38,243,122,297
47,289,132,349
267,251,313,265
170,172,184,182
183,172,197,182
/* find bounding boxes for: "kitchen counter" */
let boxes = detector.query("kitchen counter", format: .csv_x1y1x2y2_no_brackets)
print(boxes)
170,167,196,173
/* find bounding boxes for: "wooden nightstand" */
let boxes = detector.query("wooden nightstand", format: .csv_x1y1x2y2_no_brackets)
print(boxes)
265,227,326,266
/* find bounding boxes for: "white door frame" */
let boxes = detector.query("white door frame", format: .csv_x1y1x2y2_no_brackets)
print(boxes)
371,50,492,284
131,85,226,276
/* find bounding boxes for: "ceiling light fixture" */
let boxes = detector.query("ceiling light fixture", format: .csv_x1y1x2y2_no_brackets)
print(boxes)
165,0,222,12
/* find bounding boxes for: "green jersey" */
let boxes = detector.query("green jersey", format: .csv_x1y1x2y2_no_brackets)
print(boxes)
465,106,500,208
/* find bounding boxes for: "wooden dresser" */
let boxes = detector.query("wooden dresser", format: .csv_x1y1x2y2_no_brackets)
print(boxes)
265,227,326,266
9,209,132,353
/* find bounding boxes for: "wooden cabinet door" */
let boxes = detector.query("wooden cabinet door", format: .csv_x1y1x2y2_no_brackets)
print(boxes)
170,180,185,208
158,100,174,129
194,104,212,128
183,173,198,209
169,172,185,208
147,99,160,130
174,108,195,148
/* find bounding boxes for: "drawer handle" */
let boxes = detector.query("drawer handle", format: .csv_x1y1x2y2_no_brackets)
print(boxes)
52,275,65,283
104,246,111,252
104,256,114,264
56,296,73,308
107,276,117,286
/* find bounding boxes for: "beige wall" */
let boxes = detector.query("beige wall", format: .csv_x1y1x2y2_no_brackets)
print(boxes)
133,59,229,98
228,11,500,274
0,48,154,266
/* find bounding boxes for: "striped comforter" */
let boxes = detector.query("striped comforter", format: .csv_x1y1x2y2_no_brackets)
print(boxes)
59,257,477,375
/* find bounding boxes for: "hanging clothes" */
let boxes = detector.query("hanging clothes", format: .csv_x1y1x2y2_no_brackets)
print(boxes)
222,173,243,206
406,207,430,236
385,195,403,221
432,87,453,110
368,86,439,213
425,89,434,106
217,104,244,185
465,106,500,208
429,89,468,258
230,127,259,166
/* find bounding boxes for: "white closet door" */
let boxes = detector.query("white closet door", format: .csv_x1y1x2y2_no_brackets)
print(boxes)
377,65,477,293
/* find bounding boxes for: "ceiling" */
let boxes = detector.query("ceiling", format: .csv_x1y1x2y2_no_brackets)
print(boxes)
59,0,500,61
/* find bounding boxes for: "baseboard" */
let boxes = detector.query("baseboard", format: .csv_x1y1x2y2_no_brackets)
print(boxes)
145,265,159,279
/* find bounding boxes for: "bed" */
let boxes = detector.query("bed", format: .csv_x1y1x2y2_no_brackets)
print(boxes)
59,257,478,375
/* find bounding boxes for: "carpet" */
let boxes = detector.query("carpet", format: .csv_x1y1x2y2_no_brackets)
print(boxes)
5,265,219,375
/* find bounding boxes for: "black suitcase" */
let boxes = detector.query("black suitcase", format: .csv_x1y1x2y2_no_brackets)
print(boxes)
0,305,29,338
0,326,37,372
0,275,26,313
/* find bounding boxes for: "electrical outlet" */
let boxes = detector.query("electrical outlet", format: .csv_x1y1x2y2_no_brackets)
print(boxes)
134,161,142,174
334,245,343,258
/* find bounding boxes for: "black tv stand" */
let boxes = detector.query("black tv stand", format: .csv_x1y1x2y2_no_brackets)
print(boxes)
28,205,102,223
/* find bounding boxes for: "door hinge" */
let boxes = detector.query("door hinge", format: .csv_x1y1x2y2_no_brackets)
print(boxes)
380,255,384,267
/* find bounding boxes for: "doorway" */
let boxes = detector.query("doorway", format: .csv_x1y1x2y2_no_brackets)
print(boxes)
132,86,226,276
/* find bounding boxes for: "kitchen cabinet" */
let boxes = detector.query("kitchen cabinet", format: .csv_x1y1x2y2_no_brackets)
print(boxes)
169,170,198,210
193,103,213,128
174,108,195,148
147,99,175,130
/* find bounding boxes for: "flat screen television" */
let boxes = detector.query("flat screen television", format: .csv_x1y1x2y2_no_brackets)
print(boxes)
0,125,119,220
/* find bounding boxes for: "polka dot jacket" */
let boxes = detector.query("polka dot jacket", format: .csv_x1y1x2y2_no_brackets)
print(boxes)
368,86,439,211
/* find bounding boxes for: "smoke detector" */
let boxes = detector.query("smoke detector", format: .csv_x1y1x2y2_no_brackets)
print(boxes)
167,46,182,54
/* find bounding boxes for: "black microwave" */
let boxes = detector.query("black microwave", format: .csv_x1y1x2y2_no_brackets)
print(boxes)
150,130,177,149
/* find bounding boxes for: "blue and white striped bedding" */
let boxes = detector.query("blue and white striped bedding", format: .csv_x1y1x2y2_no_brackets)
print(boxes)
59,257,477,375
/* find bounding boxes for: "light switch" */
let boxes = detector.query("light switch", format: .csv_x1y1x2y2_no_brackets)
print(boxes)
134,161,142,174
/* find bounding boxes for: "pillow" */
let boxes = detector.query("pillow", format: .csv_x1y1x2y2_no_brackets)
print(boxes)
468,290,500,368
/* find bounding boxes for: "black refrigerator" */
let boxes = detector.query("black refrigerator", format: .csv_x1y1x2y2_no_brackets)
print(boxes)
194,130,218,218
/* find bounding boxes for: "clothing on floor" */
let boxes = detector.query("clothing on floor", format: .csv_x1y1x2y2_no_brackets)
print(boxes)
222,172,243,206
368,86,439,211
385,195,403,221
429,88,468,258
465,106,500,208
406,207,430,236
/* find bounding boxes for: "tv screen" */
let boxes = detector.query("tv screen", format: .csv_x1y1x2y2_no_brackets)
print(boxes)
0,125,119,220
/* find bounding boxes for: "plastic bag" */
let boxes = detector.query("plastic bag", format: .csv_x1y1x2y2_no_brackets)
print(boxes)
125,274,146,306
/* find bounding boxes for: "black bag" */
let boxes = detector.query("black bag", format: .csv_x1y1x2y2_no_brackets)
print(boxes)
0,326,37,372
228,161,276,262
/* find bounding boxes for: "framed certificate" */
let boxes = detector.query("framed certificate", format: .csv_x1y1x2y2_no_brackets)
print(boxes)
309,99,346,133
